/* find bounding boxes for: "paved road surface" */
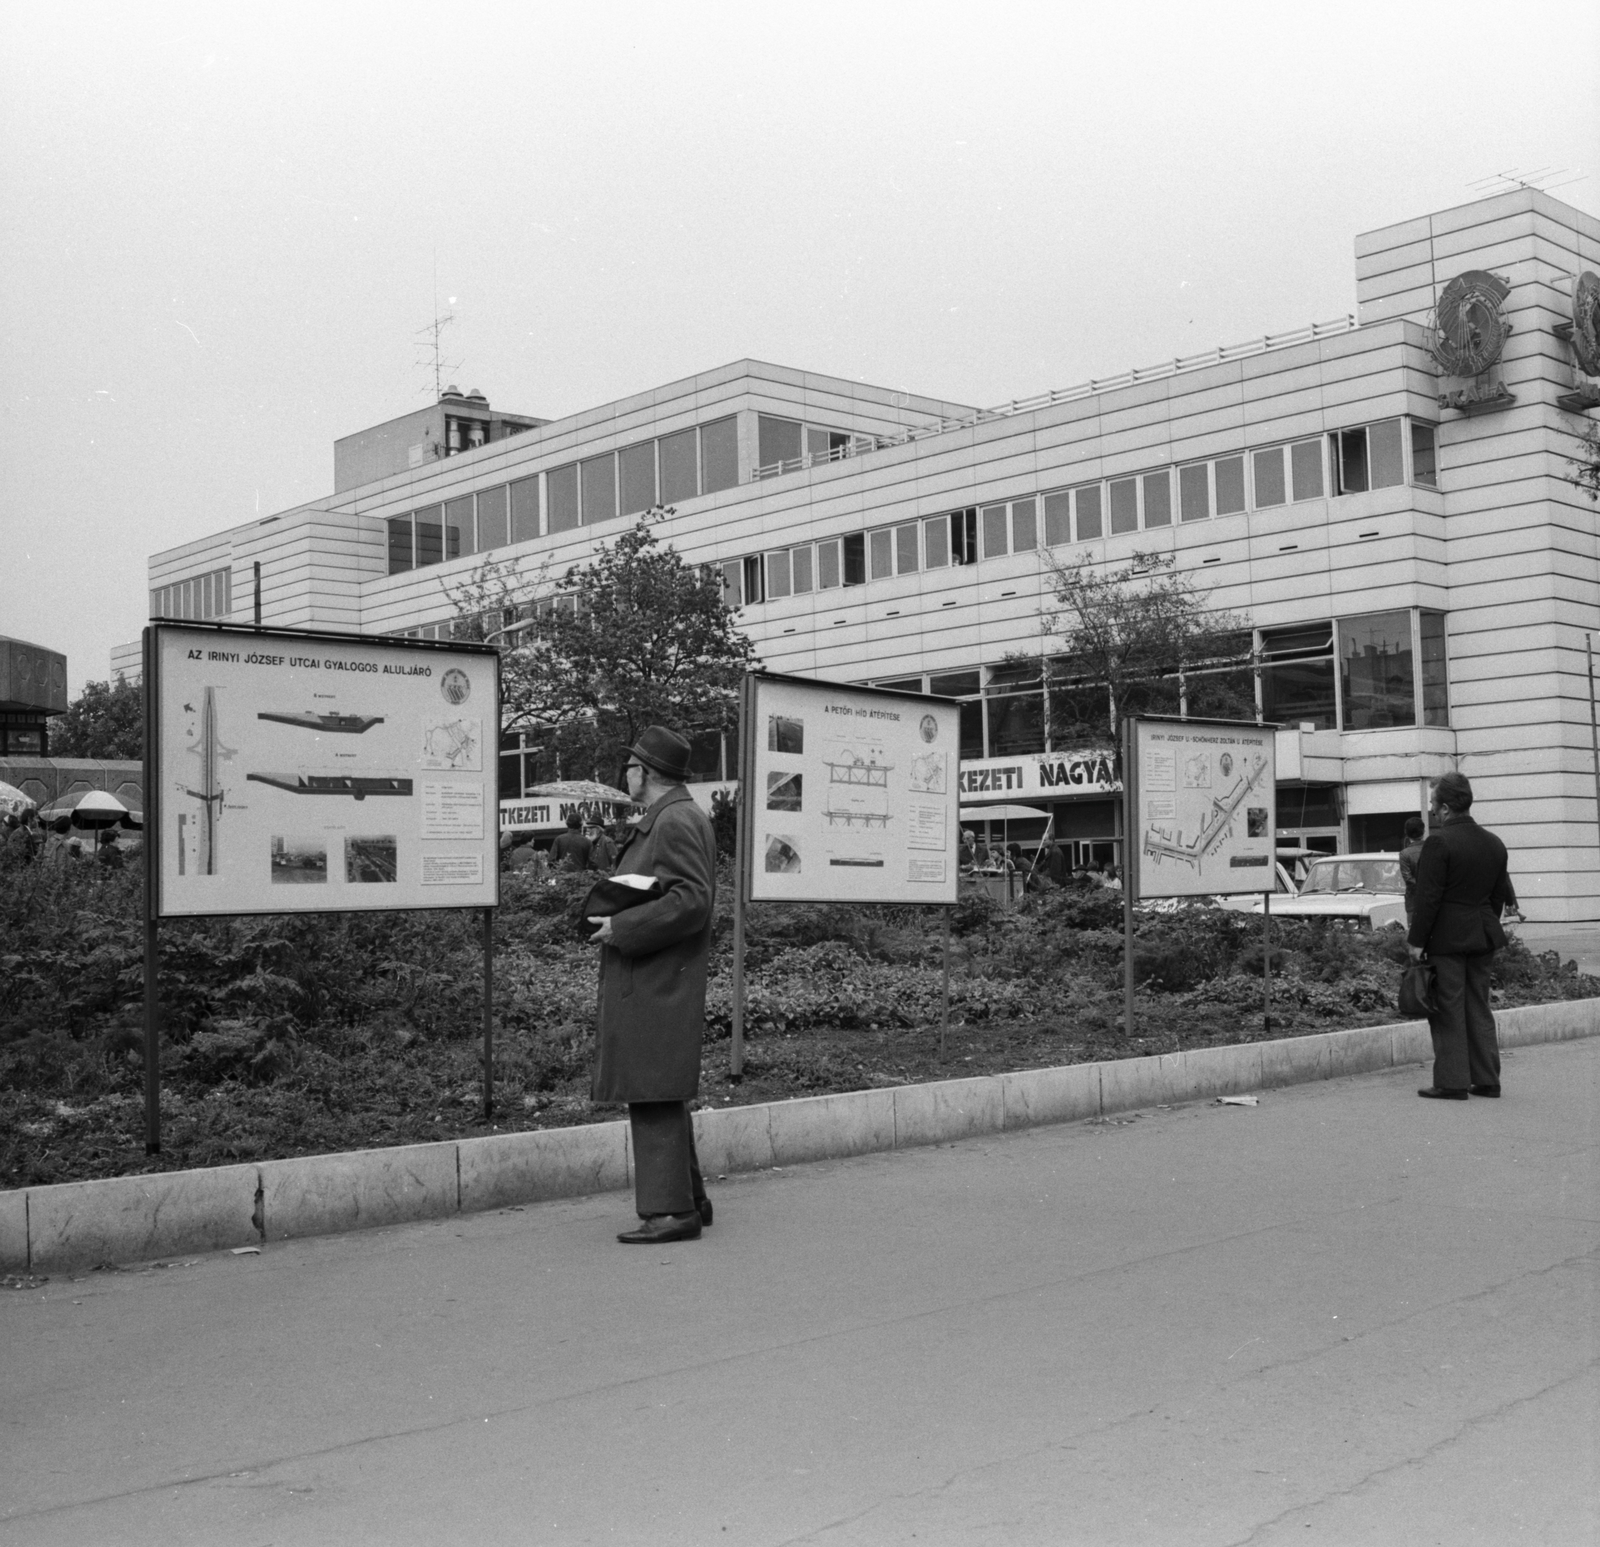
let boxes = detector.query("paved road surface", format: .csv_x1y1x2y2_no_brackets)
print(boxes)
3,1039,1596,1546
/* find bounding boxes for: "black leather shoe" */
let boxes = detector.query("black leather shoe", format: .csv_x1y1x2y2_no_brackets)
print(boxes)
1417,1086,1469,1100
696,1195,713,1227
617,1212,702,1244
1469,1084,1501,1097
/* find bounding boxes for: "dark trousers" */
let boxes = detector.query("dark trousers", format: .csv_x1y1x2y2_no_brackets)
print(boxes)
628,1101,706,1217
1427,952,1499,1091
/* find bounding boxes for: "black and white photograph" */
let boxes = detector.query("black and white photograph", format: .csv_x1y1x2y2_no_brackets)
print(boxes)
269,836,327,884
2,3,1596,1542
764,769,802,811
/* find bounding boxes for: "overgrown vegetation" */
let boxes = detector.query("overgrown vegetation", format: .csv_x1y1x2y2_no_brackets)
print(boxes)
3,858,1593,1188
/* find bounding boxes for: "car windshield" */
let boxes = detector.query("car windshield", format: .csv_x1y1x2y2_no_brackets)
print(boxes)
1300,858,1402,895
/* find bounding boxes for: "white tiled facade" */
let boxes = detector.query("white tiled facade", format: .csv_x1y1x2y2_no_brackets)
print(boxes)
129,189,1600,919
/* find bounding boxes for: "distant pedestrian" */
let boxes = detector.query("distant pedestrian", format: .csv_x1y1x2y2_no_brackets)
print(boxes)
958,829,976,872
588,823,618,874
3,808,39,867
1398,816,1426,925
1040,834,1069,887
550,812,592,872
96,828,125,871
41,814,75,869
1408,773,1518,1101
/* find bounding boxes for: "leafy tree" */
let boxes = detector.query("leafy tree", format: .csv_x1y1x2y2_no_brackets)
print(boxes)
1028,550,1253,754
1570,420,1600,504
49,676,144,759
447,508,758,782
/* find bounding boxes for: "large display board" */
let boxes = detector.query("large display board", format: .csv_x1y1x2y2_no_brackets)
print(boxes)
150,624,499,917
1129,717,1276,899
744,673,960,905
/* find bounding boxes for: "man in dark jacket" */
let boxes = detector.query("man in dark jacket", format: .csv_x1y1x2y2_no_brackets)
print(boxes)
1407,772,1518,1100
550,812,592,872
587,726,716,1243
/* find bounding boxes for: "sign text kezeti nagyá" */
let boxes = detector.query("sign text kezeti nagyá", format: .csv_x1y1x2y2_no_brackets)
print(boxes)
747,674,960,906
1130,718,1276,899
152,625,499,917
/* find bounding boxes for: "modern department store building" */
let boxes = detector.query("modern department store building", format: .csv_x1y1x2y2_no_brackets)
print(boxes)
122,188,1600,919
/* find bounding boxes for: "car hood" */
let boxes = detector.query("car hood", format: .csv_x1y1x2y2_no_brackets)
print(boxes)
1261,892,1404,919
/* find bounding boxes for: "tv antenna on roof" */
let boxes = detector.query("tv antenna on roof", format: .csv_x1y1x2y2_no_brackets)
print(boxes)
416,255,463,401
1468,167,1588,198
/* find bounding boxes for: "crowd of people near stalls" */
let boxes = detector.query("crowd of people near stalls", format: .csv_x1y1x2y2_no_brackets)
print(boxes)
0,808,134,872
958,828,1121,892
499,811,630,878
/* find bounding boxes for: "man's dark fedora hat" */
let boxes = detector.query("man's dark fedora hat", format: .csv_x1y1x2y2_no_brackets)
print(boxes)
628,725,693,782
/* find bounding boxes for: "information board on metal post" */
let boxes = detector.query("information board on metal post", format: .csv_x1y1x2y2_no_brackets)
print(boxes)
745,673,961,905
733,671,961,1068
1129,718,1276,899
151,624,500,916
1127,716,1277,1031
142,622,502,1148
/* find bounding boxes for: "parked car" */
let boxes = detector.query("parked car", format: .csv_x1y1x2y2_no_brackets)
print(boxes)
1243,852,1407,929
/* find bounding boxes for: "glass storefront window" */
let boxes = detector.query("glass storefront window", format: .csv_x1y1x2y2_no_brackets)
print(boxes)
1419,611,1449,725
1338,610,1414,729
387,516,413,574
1260,622,1334,730
415,506,443,567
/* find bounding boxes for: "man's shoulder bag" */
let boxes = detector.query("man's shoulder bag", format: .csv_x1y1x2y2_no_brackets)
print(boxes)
1398,958,1437,1018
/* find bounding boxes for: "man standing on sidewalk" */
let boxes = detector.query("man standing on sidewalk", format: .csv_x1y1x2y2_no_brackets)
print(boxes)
587,726,717,1243
1407,772,1518,1101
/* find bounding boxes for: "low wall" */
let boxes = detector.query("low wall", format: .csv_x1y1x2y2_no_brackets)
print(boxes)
5,998,1597,1274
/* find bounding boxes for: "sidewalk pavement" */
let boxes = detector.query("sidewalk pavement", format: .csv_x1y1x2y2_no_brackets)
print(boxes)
1512,921,1600,976
3,1039,1596,1547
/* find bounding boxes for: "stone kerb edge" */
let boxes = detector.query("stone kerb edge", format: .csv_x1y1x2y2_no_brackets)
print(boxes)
6,997,1599,1273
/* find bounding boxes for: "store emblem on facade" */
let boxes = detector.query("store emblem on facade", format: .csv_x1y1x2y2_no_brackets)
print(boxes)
1431,269,1515,414
1556,270,1600,412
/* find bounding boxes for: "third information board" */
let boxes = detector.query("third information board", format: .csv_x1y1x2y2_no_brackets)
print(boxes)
746,674,960,905
1131,717,1276,899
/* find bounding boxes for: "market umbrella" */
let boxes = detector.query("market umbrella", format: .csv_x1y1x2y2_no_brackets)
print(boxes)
523,779,634,805
0,780,36,816
958,804,1048,823
37,789,144,829
959,803,1050,894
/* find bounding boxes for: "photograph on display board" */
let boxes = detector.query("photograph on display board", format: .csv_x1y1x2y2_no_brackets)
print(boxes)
767,715,804,754
154,624,498,917
270,837,327,884
766,770,803,811
764,835,801,873
345,835,398,883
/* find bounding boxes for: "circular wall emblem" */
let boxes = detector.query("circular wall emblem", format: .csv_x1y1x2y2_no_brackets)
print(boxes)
920,714,939,743
440,668,471,706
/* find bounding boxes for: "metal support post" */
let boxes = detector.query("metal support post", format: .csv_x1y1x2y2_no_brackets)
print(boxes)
482,906,495,1119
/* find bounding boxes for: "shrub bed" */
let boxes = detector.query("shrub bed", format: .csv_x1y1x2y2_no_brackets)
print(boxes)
2,859,1592,1187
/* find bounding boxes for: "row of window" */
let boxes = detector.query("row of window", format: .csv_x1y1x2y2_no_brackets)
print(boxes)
725,417,1437,605
151,566,233,622
866,608,1448,761
498,727,730,800
753,413,858,476
385,416,740,576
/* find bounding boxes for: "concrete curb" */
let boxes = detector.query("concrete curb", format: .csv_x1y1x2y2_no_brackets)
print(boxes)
7,998,1599,1274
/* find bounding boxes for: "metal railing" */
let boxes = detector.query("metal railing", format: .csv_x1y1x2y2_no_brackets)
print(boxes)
749,313,1360,481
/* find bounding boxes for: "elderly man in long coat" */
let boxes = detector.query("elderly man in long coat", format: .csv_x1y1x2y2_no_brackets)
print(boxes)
587,725,717,1243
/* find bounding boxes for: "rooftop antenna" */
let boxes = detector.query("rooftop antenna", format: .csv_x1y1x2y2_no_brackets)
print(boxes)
415,253,463,401
1468,167,1587,198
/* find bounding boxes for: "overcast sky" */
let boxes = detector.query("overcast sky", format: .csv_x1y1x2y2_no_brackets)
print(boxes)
3,0,1597,696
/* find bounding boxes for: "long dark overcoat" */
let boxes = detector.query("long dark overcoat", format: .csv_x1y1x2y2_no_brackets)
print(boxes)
591,785,717,1104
